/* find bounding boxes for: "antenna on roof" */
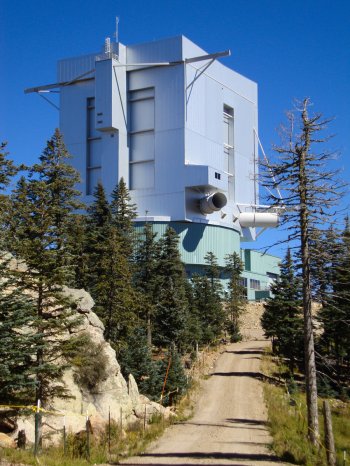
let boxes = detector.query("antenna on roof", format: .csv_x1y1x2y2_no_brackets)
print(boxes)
115,16,119,43
105,37,111,55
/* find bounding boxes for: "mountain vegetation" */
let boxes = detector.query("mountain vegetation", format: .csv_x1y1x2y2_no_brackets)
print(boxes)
261,99,348,446
1,107,348,458
0,130,234,415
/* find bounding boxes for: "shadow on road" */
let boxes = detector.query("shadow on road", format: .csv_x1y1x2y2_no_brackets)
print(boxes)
212,371,265,379
225,349,265,355
178,421,267,431
210,371,283,386
135,451,282,462
226,418,267,426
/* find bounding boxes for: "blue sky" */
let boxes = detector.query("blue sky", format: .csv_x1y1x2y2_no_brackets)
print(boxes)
1,0,349,256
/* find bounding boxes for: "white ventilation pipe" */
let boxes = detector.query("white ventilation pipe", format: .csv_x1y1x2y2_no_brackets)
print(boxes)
200,192,227,215
239,212,279,228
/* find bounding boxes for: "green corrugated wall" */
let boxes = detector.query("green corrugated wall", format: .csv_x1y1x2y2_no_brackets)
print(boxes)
134,222,241,267
134,222,281,301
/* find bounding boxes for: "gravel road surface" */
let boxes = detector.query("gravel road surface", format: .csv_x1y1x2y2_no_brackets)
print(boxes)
121,337,290,466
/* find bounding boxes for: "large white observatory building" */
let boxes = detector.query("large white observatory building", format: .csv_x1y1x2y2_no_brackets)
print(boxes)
27,34,280,299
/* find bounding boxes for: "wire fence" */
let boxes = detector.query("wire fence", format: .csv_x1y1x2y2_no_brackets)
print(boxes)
0,390,177,462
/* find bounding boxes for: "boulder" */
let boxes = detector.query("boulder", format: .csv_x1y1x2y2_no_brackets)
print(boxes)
128,374,140,406
0,432,16,449
12,286,167,445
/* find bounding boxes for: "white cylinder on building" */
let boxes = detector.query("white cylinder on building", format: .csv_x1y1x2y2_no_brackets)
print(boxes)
239,212,279,228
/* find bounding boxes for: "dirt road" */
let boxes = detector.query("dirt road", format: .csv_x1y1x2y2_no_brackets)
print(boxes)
121,337,290,466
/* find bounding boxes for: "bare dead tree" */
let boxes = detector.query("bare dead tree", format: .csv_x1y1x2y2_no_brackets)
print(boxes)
261,98,346,446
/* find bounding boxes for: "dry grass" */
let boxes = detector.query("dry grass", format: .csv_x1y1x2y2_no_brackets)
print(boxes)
262,351,350,465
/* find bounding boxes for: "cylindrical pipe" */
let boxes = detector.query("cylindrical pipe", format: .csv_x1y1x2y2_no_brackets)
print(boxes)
200,192,227,214
239,212,279,228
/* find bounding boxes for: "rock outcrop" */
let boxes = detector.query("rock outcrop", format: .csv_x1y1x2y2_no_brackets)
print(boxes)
9,287,170,446
0,433,16,449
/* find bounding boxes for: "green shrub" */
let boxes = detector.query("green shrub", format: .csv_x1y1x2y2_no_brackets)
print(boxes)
70,336,108,391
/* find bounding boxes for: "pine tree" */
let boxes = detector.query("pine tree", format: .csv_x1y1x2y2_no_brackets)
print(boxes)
8,129,85,408
153,227,189,350
84,183,112,295
224,252,246,342
204,252,223,294
319,218,350,387
134,223,161,346
0,142,17,248
65,213,90,289
0,142,17,193
0,257,39,405
95,226,140,353
262,99,345,444
84,183,140,353
159,348,187,406
110,177,137,258
119,328,162,400
309,226,340,307
191,253,225,344
261,249,303,372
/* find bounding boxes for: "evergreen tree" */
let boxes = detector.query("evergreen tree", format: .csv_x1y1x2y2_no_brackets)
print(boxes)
309,226,340,307
261,249,303,372
0,142,18,248
191,253,225,344
319,218,350,386
95,226,140,353
66,213,89,289
204,252,223,294
88,182,111,227
224,252,246,342
119,328,162,400
153,227,189,350
0,258,39,405
110,177,137,257
84,183,112,295
84,182,140,353
0,142,17,194
159,348,187,406
8,129,85,407
134,223,161,346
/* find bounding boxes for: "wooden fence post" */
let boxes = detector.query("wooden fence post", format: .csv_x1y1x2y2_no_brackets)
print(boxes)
86,413,90,461
323,400,336,466
34,399,41,457
108,407,111,457
63,415,67,456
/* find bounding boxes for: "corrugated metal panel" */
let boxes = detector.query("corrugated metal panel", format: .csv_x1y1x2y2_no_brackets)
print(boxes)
247,250,280,275
58,54,96,82
134,222,240,267
126,36,183,65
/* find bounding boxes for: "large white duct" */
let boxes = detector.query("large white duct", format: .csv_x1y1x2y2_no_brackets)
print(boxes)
200,192,227,215
239,212,279,228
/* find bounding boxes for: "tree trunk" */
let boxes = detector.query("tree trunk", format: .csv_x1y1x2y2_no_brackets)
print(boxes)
147,309,152,347
323,400,336,466
299,109,320,445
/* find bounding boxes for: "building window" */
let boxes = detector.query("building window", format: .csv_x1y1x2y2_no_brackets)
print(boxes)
223,105,234,200
267,272,278,280
86,97,102,195
239,277,248,288
129,88,155,189
215,172,221,180
250,279,261,290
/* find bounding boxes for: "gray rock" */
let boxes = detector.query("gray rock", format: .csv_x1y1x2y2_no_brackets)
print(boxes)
10,285,166,445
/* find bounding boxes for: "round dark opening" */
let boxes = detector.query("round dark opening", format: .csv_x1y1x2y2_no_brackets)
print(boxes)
212,192,227,209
